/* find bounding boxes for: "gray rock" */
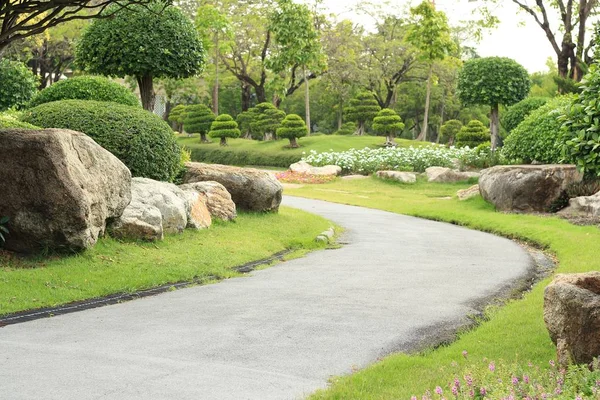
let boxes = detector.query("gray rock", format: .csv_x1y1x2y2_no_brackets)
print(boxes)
457,185,480,201
109,202,163,241
544,272,600,366
558,191,600,217
290,161,342,176
479,165,583,212
426,167,480,183
0,129,131,253
183,163,282,212
179,181,236,221
376,170,417,183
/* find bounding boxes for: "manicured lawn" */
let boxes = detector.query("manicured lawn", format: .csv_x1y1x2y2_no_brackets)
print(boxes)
283,177,599,399
0,207,332,316
178,134,427,168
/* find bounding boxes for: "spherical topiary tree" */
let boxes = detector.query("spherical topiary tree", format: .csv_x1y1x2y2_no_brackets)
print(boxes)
501,97,548,134
439,119,462,145
455,120,490,148
502,97,571,164
344,91,381,136
76,2,205,111
276,114,307,148
22,100,182,181
251,102,286,141
458,57,530,150
209,114,240,146
372,108,404,145
0,59,38,111
28,76,139,108
184,104,215,143
335,122,356,136
168,104,187,133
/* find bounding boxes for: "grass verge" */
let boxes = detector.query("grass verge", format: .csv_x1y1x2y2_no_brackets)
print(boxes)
0,207,332,316
177,135,425,168
282,177,600,399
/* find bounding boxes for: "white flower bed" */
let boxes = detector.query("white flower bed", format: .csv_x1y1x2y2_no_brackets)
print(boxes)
302,145,485,174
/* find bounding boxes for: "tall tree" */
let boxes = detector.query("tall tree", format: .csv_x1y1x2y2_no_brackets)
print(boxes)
76,2,206,111
406,1,455,142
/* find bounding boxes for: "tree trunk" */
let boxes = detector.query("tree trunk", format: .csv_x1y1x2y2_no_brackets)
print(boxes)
212,34,219,115
164,100,172,122
200,133,209,143
241,82,251,111
416,64,433,141
303,65,311,135
355,121,365,136
137,75,155,112
437,93,446,144
338,99,343,129
220,137,227,146
288,137,298,148
255,85,267,104
490,104,500,151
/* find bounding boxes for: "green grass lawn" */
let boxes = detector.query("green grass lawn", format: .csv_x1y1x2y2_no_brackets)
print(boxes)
283,177,599,399
178,134,426,168
0,207,332,316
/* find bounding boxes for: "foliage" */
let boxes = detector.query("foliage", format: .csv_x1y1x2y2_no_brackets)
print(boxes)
439,120,463,144
0,112,39,129
302,145,487,174
0,59,38,111
372,108,404,142
168,104,187,132
561,63,600,177
501,97,549,134
22,100,181,181
0,216,9,247
184,104,215,141
503,97,571,164
251,102,286,140
335,122,357,136
236,110,257,138
276,114,307,148
565,178,600,199
455,120,490,148
208,114,240,145
344,91,381,134
406,1,455,64
28,76,139,108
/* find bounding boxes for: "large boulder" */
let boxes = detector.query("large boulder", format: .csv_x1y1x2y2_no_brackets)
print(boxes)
544,272,600,366
425,167,480,183
179,181,236,221
179,188,212,229
109,202,164,242
0,129,131,253
290,161,342,176
558,191,600,218
376,171,417,183
479,165,583,212
183,163,283,212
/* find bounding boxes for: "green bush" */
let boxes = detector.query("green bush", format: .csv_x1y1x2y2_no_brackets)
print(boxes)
28,76,139,108
276,114,307,148
0,112,40,129
168,104,186,132
562,63,600,177
372,108,404,143
22,100,181,181
502,97,571,164
0,59,38,111
251,102,286,140
439,120,462,145
501,97,548,134
335,122,356,135
184,104,215,142
455,120,490,148
209,114,240,146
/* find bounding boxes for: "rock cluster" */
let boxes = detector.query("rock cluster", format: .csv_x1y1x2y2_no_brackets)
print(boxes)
290,161,342,177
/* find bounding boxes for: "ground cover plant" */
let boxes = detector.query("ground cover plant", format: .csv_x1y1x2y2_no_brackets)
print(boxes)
279,178,600,399
177,135,426,168
0,207,331,316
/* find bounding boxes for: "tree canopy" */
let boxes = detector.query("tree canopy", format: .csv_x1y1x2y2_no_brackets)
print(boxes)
344,91,381,136
184,104,215,142
276,113,307,148
372,108,405,144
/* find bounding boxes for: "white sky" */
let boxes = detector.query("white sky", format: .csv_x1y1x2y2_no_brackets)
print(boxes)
318,0,557,73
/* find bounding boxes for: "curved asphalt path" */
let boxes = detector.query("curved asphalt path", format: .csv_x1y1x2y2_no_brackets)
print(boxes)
0,196,532,400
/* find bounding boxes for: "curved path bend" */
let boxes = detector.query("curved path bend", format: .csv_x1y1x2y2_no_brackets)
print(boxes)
0,197,532,400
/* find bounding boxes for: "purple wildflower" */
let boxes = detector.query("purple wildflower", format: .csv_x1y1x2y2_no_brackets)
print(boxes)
435,386,443,395
489,362,495,372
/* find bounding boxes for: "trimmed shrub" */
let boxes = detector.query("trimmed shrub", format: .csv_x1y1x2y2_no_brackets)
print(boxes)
209,114,240,146
335,122,356,135
562,63,600,176
501,97,548,134
0,112,40,129
22,100,181,181
183,104,215,142
439,119,462,145
168,104,187,133
0,59,38,111
344,91,381,135
236,109,257,139
372,108,404,144
276,114,307,148
455,120,490,148
502,97,571,164
251,102,286,140
28,76,139,108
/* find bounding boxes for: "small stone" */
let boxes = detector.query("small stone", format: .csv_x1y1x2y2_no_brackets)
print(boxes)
558,191,600,218
290,161,342,177
376,171,417,183
342,175,369,180
315,235,329,243
457,185,480,201
426,167,480,183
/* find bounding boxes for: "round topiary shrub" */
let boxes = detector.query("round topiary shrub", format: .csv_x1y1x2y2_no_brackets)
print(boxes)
372,108,404,145
439,119,462,145
503,97,572,164
455,120,490,148
28,76,139,108
22,100,181,181
276,114,307,148
168,104,187,133
335,122,356,135
501,97,548,134
0,59,38,111
184,104,215,142
209,114,240,146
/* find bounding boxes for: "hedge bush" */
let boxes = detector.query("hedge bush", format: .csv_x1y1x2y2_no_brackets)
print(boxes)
22,100,181,181
0,59,38,111
502,97,571,164
455,120,490,148
0,112,40,129
28,76,139,108
501,97,548,134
